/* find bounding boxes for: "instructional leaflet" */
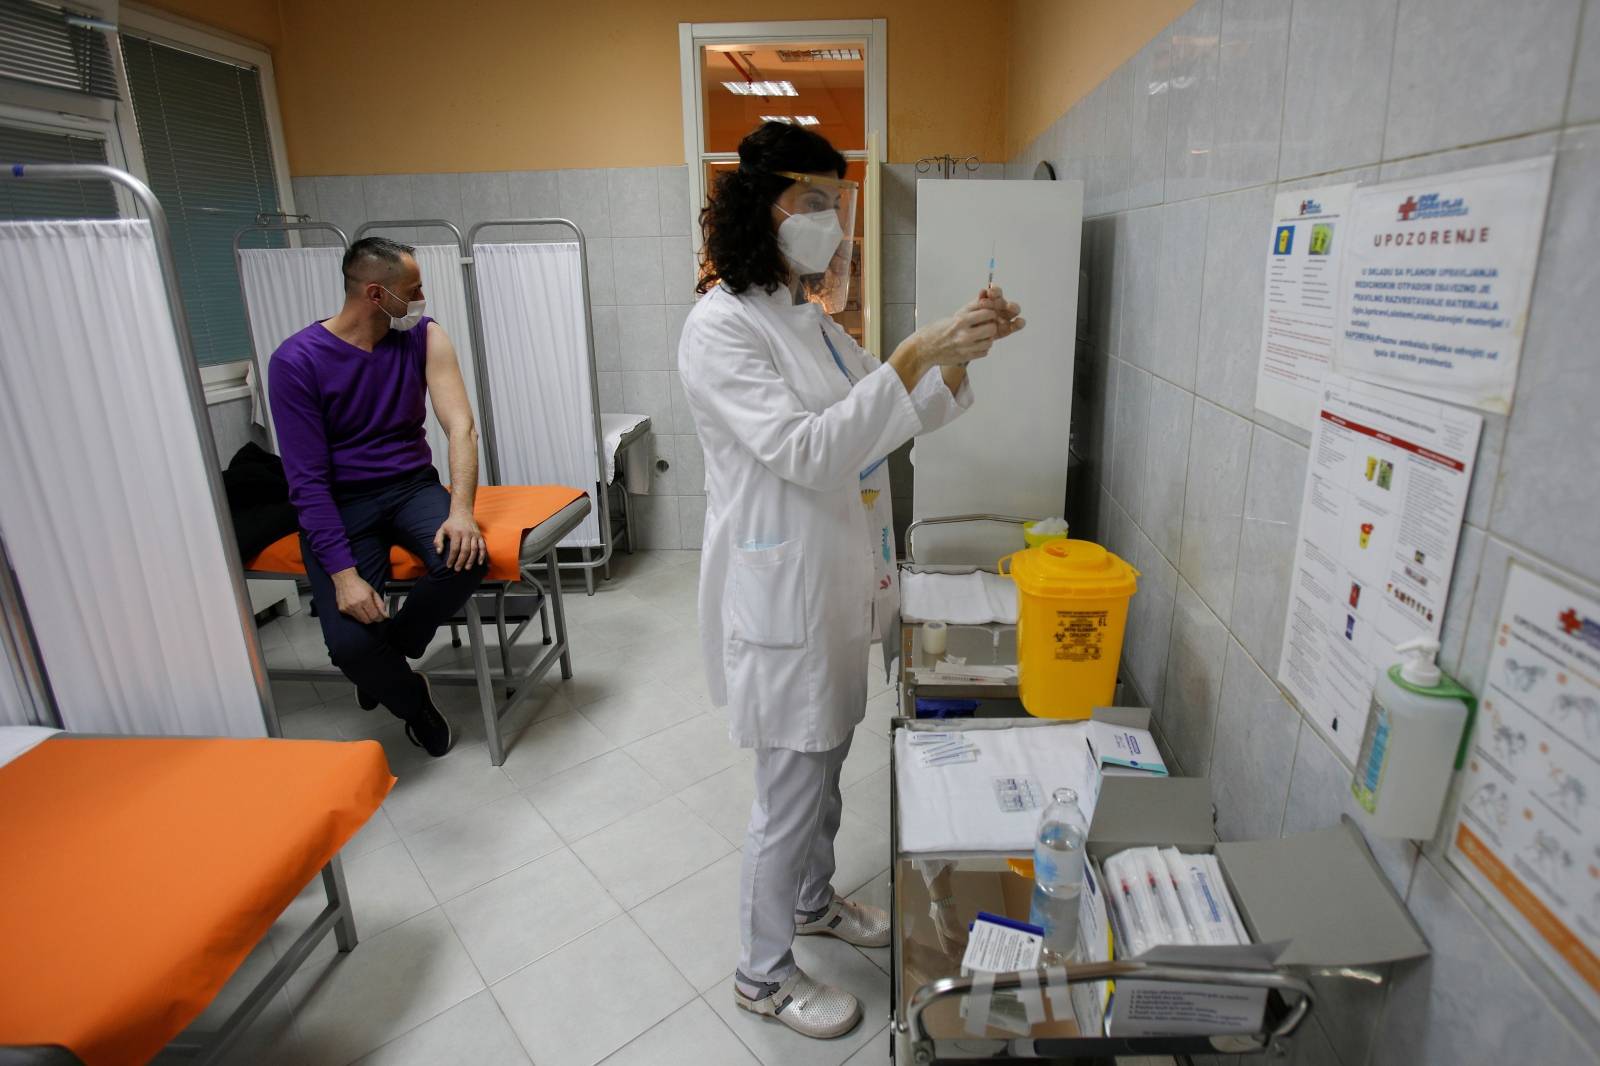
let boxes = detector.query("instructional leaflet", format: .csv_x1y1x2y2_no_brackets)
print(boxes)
1277,375,1482,763
1253,183,1357,430
1447,564,1600,1019
1332,156,1554,415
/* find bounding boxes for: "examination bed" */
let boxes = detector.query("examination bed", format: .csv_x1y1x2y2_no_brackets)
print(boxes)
0,728,393,1066
246,484,589,765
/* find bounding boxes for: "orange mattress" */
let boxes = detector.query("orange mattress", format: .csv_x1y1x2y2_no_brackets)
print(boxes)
246,484,585,582
0,737,394,1066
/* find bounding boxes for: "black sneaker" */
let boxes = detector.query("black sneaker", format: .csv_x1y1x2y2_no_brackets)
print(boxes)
403,673,453,757
357,689,379,711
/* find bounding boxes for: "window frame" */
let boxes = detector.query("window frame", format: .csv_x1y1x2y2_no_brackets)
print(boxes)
113,5,294,394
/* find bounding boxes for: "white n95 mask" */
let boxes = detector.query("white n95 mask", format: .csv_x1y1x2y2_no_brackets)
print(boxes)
776,205,845,276
382,286,426,331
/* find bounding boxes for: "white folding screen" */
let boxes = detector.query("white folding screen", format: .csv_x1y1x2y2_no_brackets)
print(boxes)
412,243,488,482
237,244,346,443
0,220,267,737
913,180,1082,555
473,241,601,546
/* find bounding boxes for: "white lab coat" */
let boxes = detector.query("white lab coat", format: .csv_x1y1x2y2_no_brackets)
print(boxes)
679,283,972,751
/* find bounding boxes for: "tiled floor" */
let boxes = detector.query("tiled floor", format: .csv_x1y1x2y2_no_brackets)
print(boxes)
187,549,905,1066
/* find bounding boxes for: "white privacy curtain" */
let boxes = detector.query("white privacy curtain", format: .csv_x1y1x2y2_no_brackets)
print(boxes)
0,220,267,737
413,244,488,482
238,244,346,443
474,241,601,545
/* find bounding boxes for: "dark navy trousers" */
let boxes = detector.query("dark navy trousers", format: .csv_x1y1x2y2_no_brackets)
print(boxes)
302,467,486,719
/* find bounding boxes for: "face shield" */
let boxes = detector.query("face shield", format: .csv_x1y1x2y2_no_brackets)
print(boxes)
774,170,858,315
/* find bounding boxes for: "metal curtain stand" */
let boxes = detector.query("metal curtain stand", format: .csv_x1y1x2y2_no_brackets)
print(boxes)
353,218,502,485
2,162,280,740
468,218,615,596
231,217,351,447
0,532,59,728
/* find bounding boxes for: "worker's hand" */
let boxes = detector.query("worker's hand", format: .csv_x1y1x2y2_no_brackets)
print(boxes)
332,569,388,624
977,285,1025,339
911,304,1002,367
434,510,487,572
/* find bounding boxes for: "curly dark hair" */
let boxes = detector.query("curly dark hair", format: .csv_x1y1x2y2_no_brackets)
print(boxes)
696,121,847,297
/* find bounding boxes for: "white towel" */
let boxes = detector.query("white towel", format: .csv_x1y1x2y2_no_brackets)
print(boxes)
895,724,1097,853
901,570,1019,625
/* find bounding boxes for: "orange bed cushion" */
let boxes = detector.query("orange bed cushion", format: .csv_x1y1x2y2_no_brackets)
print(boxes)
0,737,394,1066
247,483,585,582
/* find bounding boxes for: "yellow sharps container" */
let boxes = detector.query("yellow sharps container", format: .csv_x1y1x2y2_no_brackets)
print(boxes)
999,539,1139,719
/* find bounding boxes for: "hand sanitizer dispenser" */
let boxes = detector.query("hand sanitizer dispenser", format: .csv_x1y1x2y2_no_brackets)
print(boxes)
1351,638,1476,839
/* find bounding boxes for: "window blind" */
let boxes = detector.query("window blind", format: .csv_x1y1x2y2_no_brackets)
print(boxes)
0,0,119,100
0,122,116,220
121,34,282,366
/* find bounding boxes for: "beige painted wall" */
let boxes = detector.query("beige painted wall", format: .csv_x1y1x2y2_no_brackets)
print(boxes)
146,0,1010,173
1005,0,1190,157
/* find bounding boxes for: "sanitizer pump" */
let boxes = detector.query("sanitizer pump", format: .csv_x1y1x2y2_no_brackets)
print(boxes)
1351,638,1476,840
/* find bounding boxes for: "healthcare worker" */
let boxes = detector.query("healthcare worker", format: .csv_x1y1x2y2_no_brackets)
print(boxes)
679,122,1024,1038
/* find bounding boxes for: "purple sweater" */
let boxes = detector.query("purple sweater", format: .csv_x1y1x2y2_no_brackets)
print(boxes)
267,318,435,574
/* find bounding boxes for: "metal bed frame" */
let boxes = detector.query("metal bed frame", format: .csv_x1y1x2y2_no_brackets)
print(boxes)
468,218,616,595
0,162,315,1064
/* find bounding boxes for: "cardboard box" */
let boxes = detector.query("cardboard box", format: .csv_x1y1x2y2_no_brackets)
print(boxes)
1084,775,1430,1037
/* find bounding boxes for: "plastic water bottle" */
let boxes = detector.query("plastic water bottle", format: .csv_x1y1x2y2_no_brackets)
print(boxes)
1029,787,1089,962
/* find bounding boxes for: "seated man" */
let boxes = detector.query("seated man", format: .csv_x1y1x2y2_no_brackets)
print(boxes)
269,237,486,756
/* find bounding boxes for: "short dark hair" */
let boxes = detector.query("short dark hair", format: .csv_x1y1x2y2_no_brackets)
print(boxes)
696,121,847,297
342,236,415,295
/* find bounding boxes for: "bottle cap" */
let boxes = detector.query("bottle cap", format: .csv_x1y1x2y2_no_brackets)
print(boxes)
1394,637,1442,687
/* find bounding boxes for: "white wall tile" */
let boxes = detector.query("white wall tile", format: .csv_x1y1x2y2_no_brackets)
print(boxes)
660,236,698,305
313,176,365,245
668,370,697,434
1100,65,1137,215
1129,35,1171,210
622,370,672,429
1163,0,1223,203
362,174,415,241
1125,530,1179,713
290,176,319,221
613,236,664,306
410,172,462,229
1230,424,1307,676
674,433,705,496
591,304,620,372
1161,577,1229,774
1206,0,1291,193
882,303,915,355
1384,0,1582,158
882,164,918,235
617,305,668,371
883,233,917,303
1109,359,1152,522
1487,126,1600,577
557,168,612,238
1195,183,1274,416
1279,0,1399,180
678,493,706,549
634,494,682,550
584,236,615,306
597,371,623,413
1572,0,1600,123
1119,206,1163,370
458,172,510,236
1210,638,1298,840
1140,375,1194,559
1150,197,1208,389
1437,523,1485,678
1179,398,1252,623
656,165,690,237
608,167,660,238
506,169,559,217
1373,859,1595,1066
664,304,691,363
1094,355,1120,494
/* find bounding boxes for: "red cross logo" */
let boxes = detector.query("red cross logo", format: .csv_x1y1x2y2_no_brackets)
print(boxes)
1559,608,1582,635
1398,196,1420,221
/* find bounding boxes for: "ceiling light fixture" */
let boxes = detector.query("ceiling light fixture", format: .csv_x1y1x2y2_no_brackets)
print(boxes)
759,115,821,126
723,80,798,97
777,48,861,62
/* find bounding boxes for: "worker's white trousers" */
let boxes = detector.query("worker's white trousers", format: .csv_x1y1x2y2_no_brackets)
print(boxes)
738,732,854,984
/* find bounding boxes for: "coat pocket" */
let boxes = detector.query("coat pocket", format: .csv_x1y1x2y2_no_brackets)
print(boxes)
728,539,807,648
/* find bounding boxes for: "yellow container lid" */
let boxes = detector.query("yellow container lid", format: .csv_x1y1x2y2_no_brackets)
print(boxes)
1006,539,1139,599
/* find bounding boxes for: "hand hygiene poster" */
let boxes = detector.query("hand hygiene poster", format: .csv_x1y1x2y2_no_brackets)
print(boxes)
1278,375,1482,763
1332,155,1554,415
1254,183,1357,430
1447,564,1600,1019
